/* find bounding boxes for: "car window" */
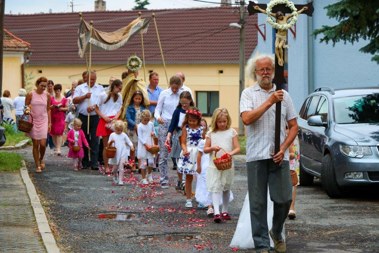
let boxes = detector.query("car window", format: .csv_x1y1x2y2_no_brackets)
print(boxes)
334,93,379,123
299,97,310,119
305,95,320,120
316,96,328,122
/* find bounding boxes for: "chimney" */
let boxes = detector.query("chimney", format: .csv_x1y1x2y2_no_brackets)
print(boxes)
221,0,231,7
94,0,106,11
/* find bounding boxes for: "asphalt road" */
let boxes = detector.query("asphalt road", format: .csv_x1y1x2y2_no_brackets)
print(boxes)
15,146,379,253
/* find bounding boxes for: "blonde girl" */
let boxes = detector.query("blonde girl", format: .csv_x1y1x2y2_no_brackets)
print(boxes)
108,120,134,186
137,110,156,185
204,108,240,223
67,118,89,171
177,107,204,208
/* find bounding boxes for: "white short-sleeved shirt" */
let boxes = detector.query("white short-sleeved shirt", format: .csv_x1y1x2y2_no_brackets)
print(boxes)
73,83,104,116
240,84,297,162
97,92,123,116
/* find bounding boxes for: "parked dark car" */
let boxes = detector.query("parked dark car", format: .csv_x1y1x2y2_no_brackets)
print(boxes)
297,87,379,198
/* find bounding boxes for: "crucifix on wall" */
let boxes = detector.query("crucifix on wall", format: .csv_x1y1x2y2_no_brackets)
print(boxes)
248,0,313,154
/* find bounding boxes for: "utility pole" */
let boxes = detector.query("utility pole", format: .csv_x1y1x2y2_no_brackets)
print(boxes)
0,0,5,95
238,0,246,136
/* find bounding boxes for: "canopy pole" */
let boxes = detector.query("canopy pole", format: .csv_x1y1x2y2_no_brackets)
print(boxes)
86,20,94,161
152,13,168,85
139,12,147,81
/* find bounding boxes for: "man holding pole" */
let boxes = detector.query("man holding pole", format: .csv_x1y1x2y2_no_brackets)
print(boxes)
73,71,104,170
240,53,298,253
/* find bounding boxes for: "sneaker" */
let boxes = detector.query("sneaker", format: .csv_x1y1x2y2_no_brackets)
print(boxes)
213,214,222,223
288,210,296,220
161,183,169,189
185,200,193,208
113,176,118,184
221,212,231,220
147,174,153,183
117,181,124,186
206,207,214,218
141,179,149,185
269,229,286,253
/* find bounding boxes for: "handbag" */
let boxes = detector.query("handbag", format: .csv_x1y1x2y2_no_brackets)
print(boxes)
18,113,33,133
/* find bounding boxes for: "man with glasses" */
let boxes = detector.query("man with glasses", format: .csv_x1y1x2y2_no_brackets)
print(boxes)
239,53,298,253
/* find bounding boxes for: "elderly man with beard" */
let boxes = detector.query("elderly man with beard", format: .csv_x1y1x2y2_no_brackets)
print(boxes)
239,54,298,253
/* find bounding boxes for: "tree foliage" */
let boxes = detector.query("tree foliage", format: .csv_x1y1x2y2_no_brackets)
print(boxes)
133,0,150,10
313,0,379,64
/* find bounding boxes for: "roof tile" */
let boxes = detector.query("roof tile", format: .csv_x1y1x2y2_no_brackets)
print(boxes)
4,7,257,65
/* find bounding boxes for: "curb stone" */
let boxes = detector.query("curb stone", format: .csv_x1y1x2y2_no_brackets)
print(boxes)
0,139,30,150
20,161,60,253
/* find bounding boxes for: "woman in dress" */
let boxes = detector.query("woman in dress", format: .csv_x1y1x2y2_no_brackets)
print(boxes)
25,77,51,173
50,84,68,155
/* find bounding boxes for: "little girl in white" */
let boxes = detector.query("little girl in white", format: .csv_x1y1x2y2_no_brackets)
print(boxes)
67,118,90,171
108,120,134,186
195,118,214,217
178,107,205,208
137,110,156,185
204,108,240,223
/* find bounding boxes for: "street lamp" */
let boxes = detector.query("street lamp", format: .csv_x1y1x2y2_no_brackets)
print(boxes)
229,0,246,136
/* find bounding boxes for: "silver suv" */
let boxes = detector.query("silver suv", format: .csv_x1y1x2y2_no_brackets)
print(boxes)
298,87,379,198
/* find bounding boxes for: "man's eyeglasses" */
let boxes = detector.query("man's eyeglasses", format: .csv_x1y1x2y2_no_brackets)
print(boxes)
255,67,274,74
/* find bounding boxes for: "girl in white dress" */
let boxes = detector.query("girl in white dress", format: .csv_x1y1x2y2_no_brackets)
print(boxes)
177,107,204,208
204,108,240,223
108,120,134,186
195,119,213,217
137,110,156,185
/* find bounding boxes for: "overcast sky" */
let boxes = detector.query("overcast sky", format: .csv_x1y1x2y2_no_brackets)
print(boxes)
5,0,223,14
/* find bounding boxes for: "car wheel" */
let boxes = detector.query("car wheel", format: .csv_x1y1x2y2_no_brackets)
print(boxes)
321,154,342,198
299,161,314,186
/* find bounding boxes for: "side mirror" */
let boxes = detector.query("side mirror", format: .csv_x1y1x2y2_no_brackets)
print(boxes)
307,115,327,127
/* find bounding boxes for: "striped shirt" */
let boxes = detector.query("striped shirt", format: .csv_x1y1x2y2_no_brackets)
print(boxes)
240,84,297,162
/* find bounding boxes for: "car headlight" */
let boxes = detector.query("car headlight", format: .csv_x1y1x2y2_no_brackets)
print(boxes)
339,145,372,158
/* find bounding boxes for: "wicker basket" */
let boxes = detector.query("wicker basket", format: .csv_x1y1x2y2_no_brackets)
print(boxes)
105,141,117,158
72,145,81,152
18,114,33,133
213,148,232,171
147,136,160,154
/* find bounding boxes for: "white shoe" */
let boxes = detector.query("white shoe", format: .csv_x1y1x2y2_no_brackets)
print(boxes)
113,176,118,184
147,174,153,183
185,200,193,208
117,181,124,186
141,179,149,185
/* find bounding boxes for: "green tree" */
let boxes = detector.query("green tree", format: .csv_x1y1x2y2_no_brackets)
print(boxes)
133,0,150,10
314,0,379,64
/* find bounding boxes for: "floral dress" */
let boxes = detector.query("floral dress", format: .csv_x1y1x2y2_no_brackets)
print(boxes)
177,125,203,175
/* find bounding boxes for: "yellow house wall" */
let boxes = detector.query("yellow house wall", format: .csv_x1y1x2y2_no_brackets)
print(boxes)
3,53,24,100
25,63,244,129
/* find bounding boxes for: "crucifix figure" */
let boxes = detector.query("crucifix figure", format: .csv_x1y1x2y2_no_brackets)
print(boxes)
248,0,313,153
254,5,308,66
